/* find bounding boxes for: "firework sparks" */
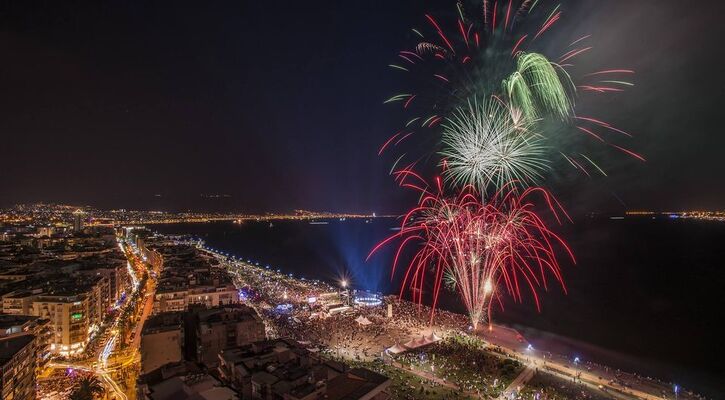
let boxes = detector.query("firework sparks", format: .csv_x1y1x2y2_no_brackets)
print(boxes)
380,0,641,181
373,0,640,328
440,96,548,190
369,172,573,329
503,52,574,121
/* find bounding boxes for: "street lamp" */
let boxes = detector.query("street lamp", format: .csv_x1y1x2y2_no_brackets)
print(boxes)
340,280,349,305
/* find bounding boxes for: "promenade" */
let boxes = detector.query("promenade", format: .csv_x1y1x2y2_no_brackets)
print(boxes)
211,248,699,400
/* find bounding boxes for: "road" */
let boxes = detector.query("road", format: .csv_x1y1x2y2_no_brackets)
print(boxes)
46,362,128,400
43,238,156,400
479,325,688,399
132,284,155,350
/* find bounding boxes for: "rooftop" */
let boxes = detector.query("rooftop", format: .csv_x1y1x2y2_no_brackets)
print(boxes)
139,361,237,400
0,334,35,366
197,304,259,326
142,312,184,335
0,314,39,330
325,368,391,400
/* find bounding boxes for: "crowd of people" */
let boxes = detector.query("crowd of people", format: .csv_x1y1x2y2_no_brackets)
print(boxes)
223,256,705,400
520,371,613,400
391,334,522,396
270,299,425,361
365,360,472,400
229,257,468,361
36,368,97,400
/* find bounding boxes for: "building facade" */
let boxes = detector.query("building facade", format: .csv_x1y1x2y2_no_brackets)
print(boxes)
194,305,266,367
154,285,238,314
0,334,36,400
32,295,89,356
139,312,184,374
0,315,51,372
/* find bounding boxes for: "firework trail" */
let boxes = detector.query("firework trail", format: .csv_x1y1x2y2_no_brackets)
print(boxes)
381,0,642,187
372,1,640,328
368,170,574,329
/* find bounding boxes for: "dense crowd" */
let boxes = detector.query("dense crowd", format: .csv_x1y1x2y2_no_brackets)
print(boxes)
520,372,613,400
36,368,96,400
224,257,705,400
392,334,522,396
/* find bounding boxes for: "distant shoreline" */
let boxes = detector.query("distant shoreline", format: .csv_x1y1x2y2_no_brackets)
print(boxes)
131,214,398,225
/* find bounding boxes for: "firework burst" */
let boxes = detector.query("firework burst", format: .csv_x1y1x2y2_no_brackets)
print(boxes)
372,1,640,328
369,170,574,329
440,96,548,190
381,0,643,182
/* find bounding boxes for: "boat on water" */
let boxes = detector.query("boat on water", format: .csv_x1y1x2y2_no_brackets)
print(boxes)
309,221,329,225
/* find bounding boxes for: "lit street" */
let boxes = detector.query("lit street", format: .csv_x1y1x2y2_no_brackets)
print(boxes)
1,1,721,398
38,238,157,400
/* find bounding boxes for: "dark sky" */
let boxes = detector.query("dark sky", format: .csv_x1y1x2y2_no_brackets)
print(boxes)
1,0,723,213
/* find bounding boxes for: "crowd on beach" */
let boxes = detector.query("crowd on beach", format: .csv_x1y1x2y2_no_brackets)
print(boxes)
225,257,706,400
269,297,468,361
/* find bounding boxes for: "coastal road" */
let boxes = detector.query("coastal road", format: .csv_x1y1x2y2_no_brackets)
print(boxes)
480,326,680,399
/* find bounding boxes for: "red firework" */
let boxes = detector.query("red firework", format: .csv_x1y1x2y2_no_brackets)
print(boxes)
368,169,574,329
382,0,643,176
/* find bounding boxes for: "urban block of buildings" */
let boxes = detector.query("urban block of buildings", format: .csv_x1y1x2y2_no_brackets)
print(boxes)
150,243,238,314
1,228,129,357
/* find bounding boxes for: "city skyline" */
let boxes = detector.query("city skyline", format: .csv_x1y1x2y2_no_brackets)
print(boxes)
1,1,724,399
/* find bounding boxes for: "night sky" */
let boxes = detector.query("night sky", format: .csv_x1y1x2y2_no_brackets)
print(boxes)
1,1,723,213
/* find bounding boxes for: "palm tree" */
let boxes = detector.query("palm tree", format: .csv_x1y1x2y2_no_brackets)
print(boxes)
69,376,105,400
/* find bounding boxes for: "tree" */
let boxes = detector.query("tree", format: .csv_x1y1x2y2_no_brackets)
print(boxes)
69,376,105,400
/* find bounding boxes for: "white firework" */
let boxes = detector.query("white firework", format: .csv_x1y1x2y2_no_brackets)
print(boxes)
440,97,549,191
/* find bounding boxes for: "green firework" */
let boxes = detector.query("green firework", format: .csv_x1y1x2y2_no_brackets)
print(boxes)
503,52,574,121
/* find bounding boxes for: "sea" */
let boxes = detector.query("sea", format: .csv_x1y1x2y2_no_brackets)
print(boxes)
149,216,725,397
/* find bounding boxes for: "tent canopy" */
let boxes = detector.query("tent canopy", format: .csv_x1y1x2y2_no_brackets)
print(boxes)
355,316,372,326
386,344,408,354
426,332,442,342
403,335,435,349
